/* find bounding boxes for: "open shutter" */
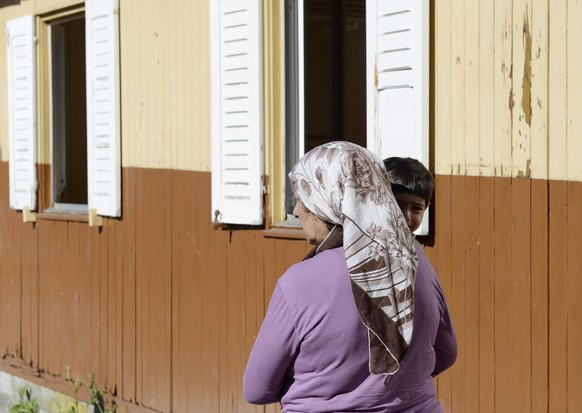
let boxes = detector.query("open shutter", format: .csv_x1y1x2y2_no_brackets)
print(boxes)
86,0,121,217
6,16,37,211
366,0,430,234
210,0,263,226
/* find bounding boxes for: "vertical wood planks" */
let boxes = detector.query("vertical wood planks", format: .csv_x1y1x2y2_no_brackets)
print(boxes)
262,237,278,413
198,172,220,413
479,0,496,177
463,176,480,412
226,230,253,412
121,167,137,403
0,162,22,357
566,182,582,411
210,216,228,413
450,176,466,412
529,0,549,180
215,222,229,413
510,178,532,411
449,1,466,176
493,178,512,412
478,177,495,412
2,165,582,412
432,175,453,410
246,226,266,413
134,168,172,412
567,0,582,182
119,0,211,172
530,179,548,413
170,170,201,412
548,1,567,180
20,217,39,366
464,2,480,175
548,181,567,412
494,0,514,177
511,0,532,178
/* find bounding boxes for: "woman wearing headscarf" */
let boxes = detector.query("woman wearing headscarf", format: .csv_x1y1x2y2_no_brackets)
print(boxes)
243,142,457,412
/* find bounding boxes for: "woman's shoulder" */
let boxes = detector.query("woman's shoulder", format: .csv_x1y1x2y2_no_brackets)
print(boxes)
287,247,344,273
278,247,348,289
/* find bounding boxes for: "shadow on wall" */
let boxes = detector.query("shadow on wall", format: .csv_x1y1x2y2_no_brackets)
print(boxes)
0,0,21,7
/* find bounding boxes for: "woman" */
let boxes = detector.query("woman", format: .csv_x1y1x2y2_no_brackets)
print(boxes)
243,142,456,412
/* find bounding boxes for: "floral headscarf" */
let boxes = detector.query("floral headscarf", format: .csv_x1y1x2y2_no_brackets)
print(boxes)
289,141,418,375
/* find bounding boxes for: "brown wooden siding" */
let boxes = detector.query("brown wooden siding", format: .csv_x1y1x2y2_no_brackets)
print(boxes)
1,164,582,412
423,175,581,413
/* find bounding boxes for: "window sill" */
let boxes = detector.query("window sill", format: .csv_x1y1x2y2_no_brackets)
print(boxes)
262,227,306,240
37,208,89,223
262,215,305,239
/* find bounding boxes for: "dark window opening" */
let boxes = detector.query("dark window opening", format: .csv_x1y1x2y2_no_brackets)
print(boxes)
51,14,87,206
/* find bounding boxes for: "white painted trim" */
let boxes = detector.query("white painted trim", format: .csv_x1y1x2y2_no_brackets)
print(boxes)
6,15,37,211
86,0,121,217
211,0,264,225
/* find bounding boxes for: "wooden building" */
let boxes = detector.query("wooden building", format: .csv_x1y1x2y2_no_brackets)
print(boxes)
0,0,581,412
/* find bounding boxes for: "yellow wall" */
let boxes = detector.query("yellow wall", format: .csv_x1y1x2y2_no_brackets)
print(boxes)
434,0,582,181
119,0,211,171
0,0,212,171
3,0,582,179
262,0,285,224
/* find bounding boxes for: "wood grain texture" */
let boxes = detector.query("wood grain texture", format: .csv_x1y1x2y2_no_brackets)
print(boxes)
0,164,581,413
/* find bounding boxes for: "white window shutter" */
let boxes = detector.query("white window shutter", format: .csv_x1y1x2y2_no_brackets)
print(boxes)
210,0,264,226
86,0,121,217
6,16,37,211
366,0,430,234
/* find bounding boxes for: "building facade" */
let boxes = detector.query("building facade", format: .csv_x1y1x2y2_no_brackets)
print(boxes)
0,0,581,412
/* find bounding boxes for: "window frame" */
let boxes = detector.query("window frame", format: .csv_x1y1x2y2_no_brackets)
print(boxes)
30,0,122,223
37,6,88,217
282,0,369,220
277,0,430,235
49,12,88,211
283,0,304,221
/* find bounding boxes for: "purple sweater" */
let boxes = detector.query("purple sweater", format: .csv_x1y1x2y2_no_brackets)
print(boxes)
243,246,457,413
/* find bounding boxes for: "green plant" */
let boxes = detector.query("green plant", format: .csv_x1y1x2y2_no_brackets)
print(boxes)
9,387,39,413
86,373,116,413
64,369,116,413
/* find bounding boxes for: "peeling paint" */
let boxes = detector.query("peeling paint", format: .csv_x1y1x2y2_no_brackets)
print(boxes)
517,160,532,178
508,62,515,113
521,10,532,126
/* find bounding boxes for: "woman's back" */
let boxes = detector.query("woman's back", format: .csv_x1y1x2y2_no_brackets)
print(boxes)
243,246,456,412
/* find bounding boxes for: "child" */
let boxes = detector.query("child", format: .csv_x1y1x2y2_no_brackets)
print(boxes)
383,157,434,233
382,157,456,379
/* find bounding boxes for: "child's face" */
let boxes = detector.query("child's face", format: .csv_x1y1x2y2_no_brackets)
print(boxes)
394,192,427,233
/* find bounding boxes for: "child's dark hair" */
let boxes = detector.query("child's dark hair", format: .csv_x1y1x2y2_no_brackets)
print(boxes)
383,157,434,205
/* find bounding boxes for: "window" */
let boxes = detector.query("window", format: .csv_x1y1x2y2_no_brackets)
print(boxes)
285,0,367,216
284,0,430,234
6,0,121,223
50,14,88,210
209,0,429,232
